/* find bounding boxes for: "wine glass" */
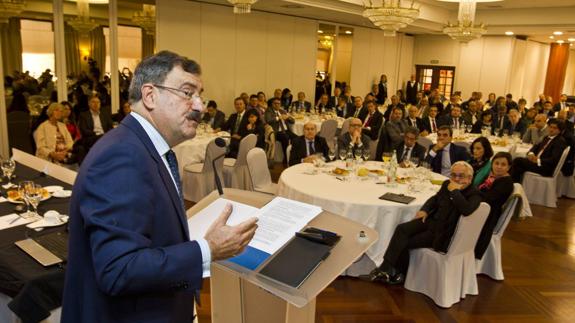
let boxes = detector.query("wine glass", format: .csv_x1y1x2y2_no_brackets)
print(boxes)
381,152,392,164
18,181,34,219
25,183,43,219
354,147,363,162
338,148,347,161
1,158,16,187
362,149,370,161
410,157,420,168
466,125,473,134
328,149,336,162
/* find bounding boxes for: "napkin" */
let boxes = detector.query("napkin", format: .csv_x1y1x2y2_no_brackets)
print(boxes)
0,197,7,203
2,183,16,189
0,213,37,230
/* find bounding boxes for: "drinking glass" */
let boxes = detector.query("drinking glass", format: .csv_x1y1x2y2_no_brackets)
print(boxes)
466,125,473,134
410,157,420,168
338,148,347,161
25,183,43,218
362,149,370,161
1,158,16,186
18,181,34,219
354,147,363,162
381,152,392,164
328,149,336,162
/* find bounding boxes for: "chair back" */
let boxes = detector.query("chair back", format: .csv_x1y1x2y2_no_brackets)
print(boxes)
493,183,522,236
369,139,379,161
264,124,275,160
247,148,273,190
553,146,571,178
319,119,338,151
509,144,518,156
234,134,257,168
446,202,490,256
417,136,433,151
201,139,226,180
12,148,49,172
340,118,353,135
286,144,292,163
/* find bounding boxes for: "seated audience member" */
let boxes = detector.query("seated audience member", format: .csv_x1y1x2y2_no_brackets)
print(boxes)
359,100,384,140
485,92,497,109
553,94,568,112
557,110,574,136
493,104,511,134
247,94,260,111
338,118,371,157
405,105,424,132
244,108,265,149
425,126,470,177
382,106,408,150
420,106,440,135
542,101,554,117
351,96,365,118
561,122,575,177
441,105,465,130
329,87,343,108
505,93,518,111
416,96,431,119
522,107,537,128
367,161,482,284
257,91,268,109
383,95,405,121
517,98,528,116
462,100,480,126
288,122,329,166
267,88,282,107
61,101,80,141
290,91,312,113
222,97,249,158
281,88,293,109
471,111,494,135
394,127,426,167
265,97,295,164
112,101,131,124
475,152,514,259
504,109,527,136
34,102,74,163
77,95,113,161
335,96,355,118
202,100,226,131
512,119,567,182
469,137,494,187
522,113,548,145
239,92,249,105
315,94,333,114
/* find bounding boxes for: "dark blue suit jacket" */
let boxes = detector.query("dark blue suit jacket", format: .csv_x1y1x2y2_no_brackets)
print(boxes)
425,143,470,174
62,114,203,323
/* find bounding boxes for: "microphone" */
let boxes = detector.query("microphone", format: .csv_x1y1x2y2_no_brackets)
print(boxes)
212,137,228,195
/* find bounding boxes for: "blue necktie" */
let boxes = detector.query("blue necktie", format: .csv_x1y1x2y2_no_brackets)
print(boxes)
165,150,185,211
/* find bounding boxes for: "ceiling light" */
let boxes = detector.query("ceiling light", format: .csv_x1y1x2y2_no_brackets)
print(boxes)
363,0,420,37
549,36,555,39
227,0,258,14
0,0,26,24
318,30,323,33
443,0,487,43
557,40,565,44
505,31,514,36
553,31,563,35
568,38,575,42
345,30,352,34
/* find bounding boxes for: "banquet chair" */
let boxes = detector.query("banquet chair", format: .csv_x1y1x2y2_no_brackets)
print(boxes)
340,117,352,135
247,148,278,195
557,173,575,198
319,119,338,151
369,139,379,161
264,124,276,162
12,149,78,186
182,138,226,202
476,184,522,280
286,145,292,164
417,136,433,151
223,134,257,190
404,203,490,308
522,146,570,208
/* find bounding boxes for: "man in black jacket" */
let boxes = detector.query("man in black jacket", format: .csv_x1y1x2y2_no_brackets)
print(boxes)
511,119,567,182
425,126,470,177
367,161,482,284
222,97,249,158
288,122,329,166
202,100,225,131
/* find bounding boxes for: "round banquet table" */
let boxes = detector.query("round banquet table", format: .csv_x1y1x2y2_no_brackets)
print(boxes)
172,131,230,174
291,115,344,136
278,161,446,269
425,132,532,157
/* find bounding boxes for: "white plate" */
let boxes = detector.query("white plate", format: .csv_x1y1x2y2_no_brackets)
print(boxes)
26,215,69,230
7,192,51,204
52,190,72,198
44,185,64,193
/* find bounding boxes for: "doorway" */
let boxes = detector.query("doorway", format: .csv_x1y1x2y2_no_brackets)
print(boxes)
415,65,455,99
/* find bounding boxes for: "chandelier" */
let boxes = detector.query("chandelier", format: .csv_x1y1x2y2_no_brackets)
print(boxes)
443,0,487,43
227,0,258,14
67,0,98,34
132,4,155,35
0,0,26,24
363,0,419,37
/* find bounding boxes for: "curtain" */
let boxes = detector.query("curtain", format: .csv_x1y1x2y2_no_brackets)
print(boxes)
64,22,81,77
141,30,155,59
0,18,23,76
544,43,570,102
89,26,105,75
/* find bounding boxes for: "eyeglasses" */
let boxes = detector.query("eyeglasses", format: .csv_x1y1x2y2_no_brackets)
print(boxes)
450,172,469,179
350,124,362,128
153,84,203,102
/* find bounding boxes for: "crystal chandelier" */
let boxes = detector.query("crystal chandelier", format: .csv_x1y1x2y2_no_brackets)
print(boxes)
363,0,419,37
227,0,258,14
67,0,98,34
443,0,487,43
0,0,26,24
132,4,155,36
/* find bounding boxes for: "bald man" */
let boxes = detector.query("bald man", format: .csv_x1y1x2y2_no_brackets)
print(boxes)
522,113,548,145
288,122,330,166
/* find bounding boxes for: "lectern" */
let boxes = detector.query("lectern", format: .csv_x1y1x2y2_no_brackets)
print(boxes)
187,189,378,323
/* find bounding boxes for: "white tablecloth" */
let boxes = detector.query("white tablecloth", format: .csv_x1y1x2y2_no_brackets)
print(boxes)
278,161,445,266
291,116,344,136
172,131,230,174
425,133,531,157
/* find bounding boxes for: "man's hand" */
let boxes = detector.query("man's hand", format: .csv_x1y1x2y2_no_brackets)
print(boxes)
527,153,538,163
204,203,258,261
50,151,68,162
420,130,429,137
231,134,242,140
302,155,317,163
351,128,361,144
447,181,463,191
433,141,446,152
414,210,428,223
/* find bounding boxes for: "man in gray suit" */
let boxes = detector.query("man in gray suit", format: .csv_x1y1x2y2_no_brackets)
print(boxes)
522,113,548,145
384,106,408,150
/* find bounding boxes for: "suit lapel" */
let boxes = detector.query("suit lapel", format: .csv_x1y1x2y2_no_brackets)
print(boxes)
122,115,190,239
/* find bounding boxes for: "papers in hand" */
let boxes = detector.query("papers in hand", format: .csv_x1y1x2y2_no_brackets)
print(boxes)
187,196,322,270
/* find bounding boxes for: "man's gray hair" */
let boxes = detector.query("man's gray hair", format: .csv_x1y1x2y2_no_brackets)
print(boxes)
451,161,474,177
129,50,201,104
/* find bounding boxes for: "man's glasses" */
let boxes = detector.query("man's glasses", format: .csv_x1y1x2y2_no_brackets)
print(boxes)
450,172,469,179
153,84,203,102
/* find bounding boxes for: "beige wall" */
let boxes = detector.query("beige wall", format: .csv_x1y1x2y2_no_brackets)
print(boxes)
563,50,575,96
156,0,317,115
335,34,353,84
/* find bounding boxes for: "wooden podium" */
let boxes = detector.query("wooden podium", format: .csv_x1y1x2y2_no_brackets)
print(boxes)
187,189,378,323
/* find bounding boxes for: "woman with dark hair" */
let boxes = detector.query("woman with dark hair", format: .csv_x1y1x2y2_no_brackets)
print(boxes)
113,101,131,123
469,137,494,186
61,101,81,141
485,92,497,108
475,152,514,259
257,91,268,109
280,88,293,109
244,108,265,149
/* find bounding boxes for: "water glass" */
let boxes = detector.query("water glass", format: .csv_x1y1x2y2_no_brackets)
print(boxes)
18,181,34,218
362,149,370,161
1,158,16,186
410,157,420,168
328,149,336,162
25,183,43,218
354,147,363,162
338,148,347,161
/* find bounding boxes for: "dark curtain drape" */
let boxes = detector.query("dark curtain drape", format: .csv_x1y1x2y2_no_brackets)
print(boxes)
64,22,81,77
89,26,105,74
142,30,155,59
0,18,23,76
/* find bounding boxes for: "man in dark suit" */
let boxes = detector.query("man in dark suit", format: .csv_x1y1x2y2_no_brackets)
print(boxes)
405,74,419,105
366,162,482,284
315,93,333,114
338,118,371,157
395,127,426,166
420,106,440,135
462,100,480,127
553,94,568,112
290,91,312,113
405,105,424,133
222,97,250,158
425,125,471,177
383,106,408,150
328,87,342,108
335,96,355,118
511,119,567,182
492,104,511,134
383,95,405,121
440,105,465,130
557,110,575,136
77,94,114,163
61,51,258,323
351,96,365,119
202,100,225,131
288,122,329,166
505,93,518,111
359,100,384,141
505,109,527,136
265,97,295,164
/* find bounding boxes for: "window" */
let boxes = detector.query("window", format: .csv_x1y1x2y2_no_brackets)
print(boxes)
416,65,456,99
21,20,54,78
